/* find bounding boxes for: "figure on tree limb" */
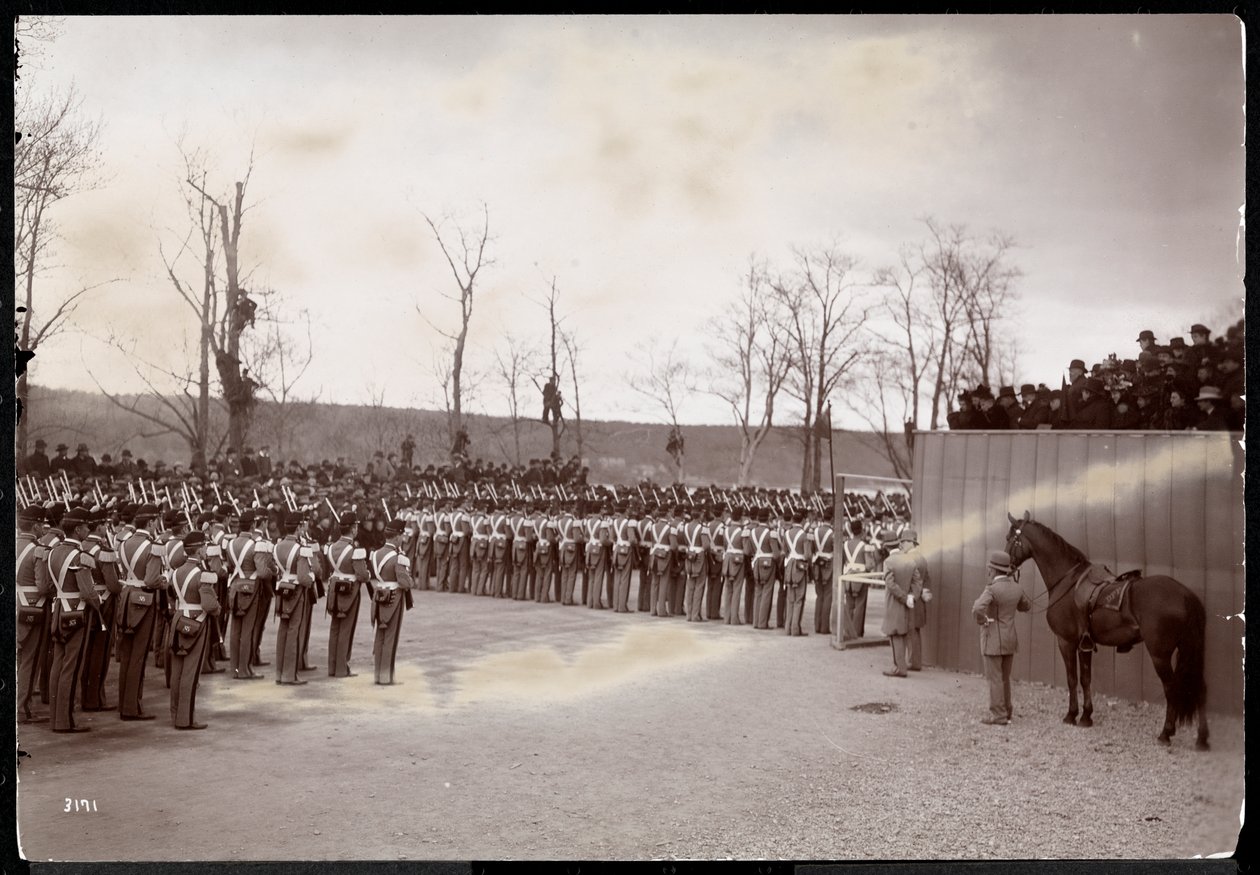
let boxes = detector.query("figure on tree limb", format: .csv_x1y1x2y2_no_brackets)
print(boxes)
541,376,564,425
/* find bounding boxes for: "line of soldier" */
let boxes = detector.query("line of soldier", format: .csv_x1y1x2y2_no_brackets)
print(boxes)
16,487,925,734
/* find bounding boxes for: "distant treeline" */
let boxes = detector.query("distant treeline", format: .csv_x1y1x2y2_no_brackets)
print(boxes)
19,385,896,489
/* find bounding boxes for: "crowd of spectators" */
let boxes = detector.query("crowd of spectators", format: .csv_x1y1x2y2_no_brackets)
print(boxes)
948,319,1244,432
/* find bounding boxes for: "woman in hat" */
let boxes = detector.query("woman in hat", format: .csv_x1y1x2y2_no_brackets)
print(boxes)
971,550,1031,725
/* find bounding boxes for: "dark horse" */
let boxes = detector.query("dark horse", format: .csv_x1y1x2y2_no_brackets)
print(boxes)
1004,511,1209,750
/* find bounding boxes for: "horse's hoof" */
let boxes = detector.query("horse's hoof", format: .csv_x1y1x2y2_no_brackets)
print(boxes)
1079,717,1094,728
1157,734,1171,746
1063,715,1077,725
1196,739,1211,752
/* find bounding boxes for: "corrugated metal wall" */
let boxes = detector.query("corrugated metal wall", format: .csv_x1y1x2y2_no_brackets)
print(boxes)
912,430,1244,715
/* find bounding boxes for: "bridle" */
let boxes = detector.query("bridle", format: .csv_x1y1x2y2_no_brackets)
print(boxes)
1008,523,1084,615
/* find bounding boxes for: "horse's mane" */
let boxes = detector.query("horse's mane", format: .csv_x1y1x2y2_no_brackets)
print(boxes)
1027,520,1088,565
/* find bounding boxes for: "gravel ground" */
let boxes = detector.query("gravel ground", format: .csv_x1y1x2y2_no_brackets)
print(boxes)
16,577,1243,862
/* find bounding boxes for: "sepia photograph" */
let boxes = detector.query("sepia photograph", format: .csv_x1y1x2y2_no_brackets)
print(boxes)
10,13,1245,864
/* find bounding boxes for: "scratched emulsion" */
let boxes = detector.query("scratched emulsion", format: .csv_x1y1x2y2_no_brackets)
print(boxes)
208,661,439,714
447,624,738,708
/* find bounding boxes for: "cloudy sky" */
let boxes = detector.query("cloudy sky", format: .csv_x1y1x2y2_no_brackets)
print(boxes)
20,15,1245,429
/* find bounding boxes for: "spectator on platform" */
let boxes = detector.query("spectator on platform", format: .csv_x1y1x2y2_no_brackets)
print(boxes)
1192,386,1232,432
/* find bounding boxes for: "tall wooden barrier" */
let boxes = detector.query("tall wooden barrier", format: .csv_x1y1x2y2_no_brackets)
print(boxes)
911,430,1244,715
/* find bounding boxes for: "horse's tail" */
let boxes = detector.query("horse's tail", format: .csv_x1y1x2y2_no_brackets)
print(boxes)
1170,589,1208,727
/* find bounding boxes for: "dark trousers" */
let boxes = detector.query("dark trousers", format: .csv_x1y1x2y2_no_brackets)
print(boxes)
328,587,362,677
612,559,633,612
297,591,315,670
559,561,578,605
274,588,307,682
705,568,723,620
908,625,924,669
984,654,1014,719
887,634,908,674
49,620,88,731
752,571,774,629
684,574,706,621
18,612,49,717
785,583,806,635
117,599,156,718
169,618,210,727
721,557,744,625
842,584,869,640
229,587,264,678
80,599,116,709
251,584,273,667
373,606,404,684
814,581,834,636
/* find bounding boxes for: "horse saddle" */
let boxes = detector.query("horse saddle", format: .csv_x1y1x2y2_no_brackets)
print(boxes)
1073,565,1143,652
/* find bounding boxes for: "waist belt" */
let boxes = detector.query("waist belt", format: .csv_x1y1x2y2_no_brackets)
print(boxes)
816,552,833,560
176,604,206,619
121,577,149,589
331,573,358,583
754,552,773,560
725,549,744,556
374,581,399,591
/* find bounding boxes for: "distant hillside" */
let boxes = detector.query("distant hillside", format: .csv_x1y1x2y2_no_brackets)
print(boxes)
18,385,897,489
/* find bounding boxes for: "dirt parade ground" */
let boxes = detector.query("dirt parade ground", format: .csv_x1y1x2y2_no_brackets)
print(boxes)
16,578,1243,862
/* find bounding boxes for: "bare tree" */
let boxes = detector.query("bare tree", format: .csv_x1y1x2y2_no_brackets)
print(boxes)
769,243,869,491
415,204,494,453
14,84,112,459
491,332,538,467
250,306,318,460
706,257,791,486
627,338,698,484
559,328,586,463
87,331,228,464
846,349,915,480
529,277,568,461
867,218,1021,437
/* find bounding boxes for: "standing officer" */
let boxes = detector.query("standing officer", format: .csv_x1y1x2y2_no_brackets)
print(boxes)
781,509,812,636
45,508,103,732
368,519,416,685
17,505,51,724
412,501,436,591
636,503,655,612
971,550,1032,725
297,509,327,673
225,509,273,680
449,499,473,593
79,508,121,712
167,530,220,730
325,510,369,678
116,503,165,720
272,510,313,685
881,545,921,677
900,529,932,671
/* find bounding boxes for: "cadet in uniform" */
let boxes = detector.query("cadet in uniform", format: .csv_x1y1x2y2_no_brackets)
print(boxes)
469,500,492,596
556,505,582,605
841,520,873,640
45,508,103,732
610,504,638,613
781,509,812,636
167,530,221,729
272,510,313,685
584,505,610,609
325,511,369,677
749,507,781,630
679,506,710,622
17,505,51,723
705,506,725,620
647,511,674,617
509,503,534,600
533,509,556,603
116,504,165,720
369,519,416,685
225,510,271,680
812,512,835,636
720,506,746,625
489,501,511,598
79,508,121,711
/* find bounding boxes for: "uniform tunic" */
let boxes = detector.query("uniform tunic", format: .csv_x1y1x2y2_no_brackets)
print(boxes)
115,528,165,718
225,530,274,679
369,543,416,684
78,533,121,710
46,537,103,730
325,536,369,677
168,558,221,727
16,530,51,719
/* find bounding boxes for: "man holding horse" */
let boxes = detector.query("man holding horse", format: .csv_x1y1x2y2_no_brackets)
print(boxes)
971,549,1031,725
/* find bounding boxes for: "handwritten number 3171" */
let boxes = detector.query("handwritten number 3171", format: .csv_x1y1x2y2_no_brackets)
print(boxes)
64,799,98,812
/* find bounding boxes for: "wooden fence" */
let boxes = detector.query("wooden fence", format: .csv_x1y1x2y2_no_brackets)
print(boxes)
907,430,1244,715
